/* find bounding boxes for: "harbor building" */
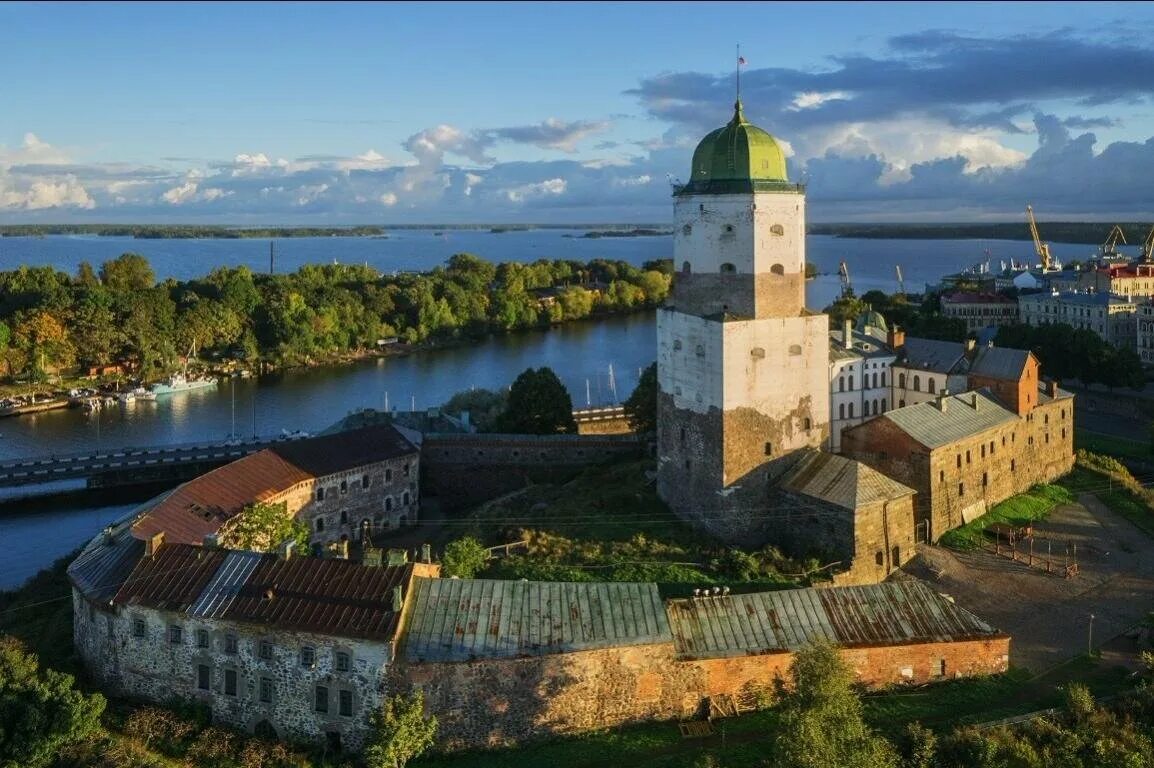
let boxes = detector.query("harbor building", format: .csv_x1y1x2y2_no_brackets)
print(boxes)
1017,291,1138,349
940,292,1019,334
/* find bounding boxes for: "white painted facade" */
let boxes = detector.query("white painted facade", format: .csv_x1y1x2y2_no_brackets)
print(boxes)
891,367,958,409
829,336,895,452
672,192,806,279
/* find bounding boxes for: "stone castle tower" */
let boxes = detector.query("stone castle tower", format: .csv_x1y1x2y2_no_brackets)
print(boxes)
656,100,830,541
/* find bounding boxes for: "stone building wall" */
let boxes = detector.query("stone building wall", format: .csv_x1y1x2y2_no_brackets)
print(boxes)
402,634,1010,752
842,397,1075,541
300,455,419,548
420,433,642,509
72,592,392,750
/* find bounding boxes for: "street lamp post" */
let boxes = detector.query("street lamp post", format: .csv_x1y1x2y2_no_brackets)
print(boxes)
1088,613,1096,656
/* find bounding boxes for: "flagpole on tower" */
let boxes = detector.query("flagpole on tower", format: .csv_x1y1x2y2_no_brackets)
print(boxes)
736,43,741,102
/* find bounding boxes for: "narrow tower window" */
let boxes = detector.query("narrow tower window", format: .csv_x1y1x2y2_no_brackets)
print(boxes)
770,224,785,236
720,262,736,274
770,264,785,275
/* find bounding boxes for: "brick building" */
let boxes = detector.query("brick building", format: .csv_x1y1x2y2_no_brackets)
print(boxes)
130,424,419,554
841,385,1074,542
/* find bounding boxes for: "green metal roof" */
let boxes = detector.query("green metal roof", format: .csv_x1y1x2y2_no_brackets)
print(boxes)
676,100,796,196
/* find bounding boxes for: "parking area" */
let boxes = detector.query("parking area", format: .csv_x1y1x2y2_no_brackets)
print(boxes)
906,494,1154,674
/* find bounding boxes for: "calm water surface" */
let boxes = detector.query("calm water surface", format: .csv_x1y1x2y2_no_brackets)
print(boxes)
0,230,1101,588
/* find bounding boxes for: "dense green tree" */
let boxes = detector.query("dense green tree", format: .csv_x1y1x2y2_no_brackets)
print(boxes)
441,388,508,432
363,691,438,768
220,501,309,553
772,640,898,768
99,252,155,292
624,362,658,434
441,536,489,578
74,261,99,287
497,367,577,435
0,636,106,768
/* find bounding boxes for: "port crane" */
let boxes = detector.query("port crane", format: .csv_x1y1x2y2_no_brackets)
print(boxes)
1026,204,1053,271
895,264,906,297
1101,225,1127,260
1142,225,1154,264
838,260,854,298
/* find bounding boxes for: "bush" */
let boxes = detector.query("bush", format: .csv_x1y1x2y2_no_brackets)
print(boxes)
441,536,489,579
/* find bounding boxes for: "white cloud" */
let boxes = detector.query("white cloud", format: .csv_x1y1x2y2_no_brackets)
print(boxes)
379,192,398,206
790,91,851,111
162,181,199,204
505,177,567,202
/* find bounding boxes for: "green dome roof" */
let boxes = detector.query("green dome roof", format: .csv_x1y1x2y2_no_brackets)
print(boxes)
855,310,889,334
677,101,792,196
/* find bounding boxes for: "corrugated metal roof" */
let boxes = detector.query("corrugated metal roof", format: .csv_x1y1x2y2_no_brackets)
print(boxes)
402,577,671,662
781,450,915,510
666,581,1000,659
216,554,412,642
876,390,1017,449
969,347,1030,381
899,337,965,374
112,544,229,611
67,529,145,604
108,542,412,642
188,550,263,618
131,424,418,545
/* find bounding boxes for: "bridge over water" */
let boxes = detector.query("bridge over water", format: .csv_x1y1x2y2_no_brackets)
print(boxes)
0,436,286,490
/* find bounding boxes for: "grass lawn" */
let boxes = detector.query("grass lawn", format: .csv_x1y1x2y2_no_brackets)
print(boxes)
939,483,1074,550
1075,429,1152,462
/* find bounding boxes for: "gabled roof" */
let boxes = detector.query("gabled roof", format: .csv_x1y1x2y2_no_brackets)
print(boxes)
665,580,1002,660
780,450,915,510
897,337,965,375
969,347,1031,381
401,577,671,662
869,389,1018,449
131,424,418,545
108,542,417,642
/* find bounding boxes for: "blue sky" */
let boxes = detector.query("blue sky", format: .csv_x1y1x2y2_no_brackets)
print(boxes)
3,1,1154,223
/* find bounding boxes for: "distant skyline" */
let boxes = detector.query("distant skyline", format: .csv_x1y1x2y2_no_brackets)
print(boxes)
3,1,1154,224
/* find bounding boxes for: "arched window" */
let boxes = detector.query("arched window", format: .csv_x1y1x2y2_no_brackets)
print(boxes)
770,263,785,275
839,403,845,419
770,224,785,236
402,491,410,506
849,403,855,418
881,400,887,413
385,497,393,511
682,261,692,274
913,375,921,392
882,372,887,387
720,262,736,274
839,378,845,392
872,373,878,388
315,518,324,533
682,224,692,236
788,344,802,356
928,379,936,394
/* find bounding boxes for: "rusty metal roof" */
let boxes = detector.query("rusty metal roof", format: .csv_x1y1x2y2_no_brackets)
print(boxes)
210,554,413,642
781,450,915,510
112,544,229,612
401,577,671,662
666,581,1001,659
131,450,312,545
131,424,418,545
107,542,413,642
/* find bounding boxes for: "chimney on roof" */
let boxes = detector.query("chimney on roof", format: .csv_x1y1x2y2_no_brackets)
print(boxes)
145,531,165,558
277,538,294,561
102,525,115,546
964,338,977,360
887,326,905,350
843,318,853,349
970,393,980,410
934,390,949,413
421,543,432,564
392,586,403,612
363,547,383,567
387,548,409,566
1047,380,1059,398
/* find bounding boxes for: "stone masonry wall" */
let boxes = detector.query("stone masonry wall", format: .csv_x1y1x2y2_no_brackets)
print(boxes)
73,592,391,750
421,433,642,509
843,396,1075,541
402,635,1010,752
